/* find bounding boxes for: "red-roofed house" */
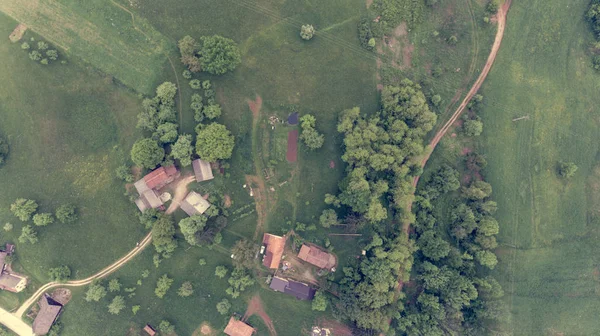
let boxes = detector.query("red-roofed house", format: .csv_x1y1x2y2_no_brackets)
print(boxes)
134,166,179,212
262,233,285,269
298,244,336,269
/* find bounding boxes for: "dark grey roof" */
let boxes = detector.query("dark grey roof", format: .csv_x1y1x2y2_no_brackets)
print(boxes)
33,294,62,335
269,277,288,292
285,280,315,300
288,112,299,125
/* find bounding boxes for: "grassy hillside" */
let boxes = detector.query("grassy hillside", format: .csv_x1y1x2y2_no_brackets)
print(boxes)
475,0,600,334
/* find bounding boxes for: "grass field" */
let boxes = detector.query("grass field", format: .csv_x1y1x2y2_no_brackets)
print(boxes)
470,0,600,334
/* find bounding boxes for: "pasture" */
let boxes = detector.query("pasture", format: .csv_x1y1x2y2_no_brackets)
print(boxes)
474,0,600,334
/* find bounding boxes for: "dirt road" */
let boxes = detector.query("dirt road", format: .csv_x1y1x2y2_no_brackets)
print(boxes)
0,308,34,336
14,232,153,318
403,0,512,233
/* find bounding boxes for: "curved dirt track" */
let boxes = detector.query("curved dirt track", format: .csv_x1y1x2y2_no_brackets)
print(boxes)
403,0,512,233
15,232,153,318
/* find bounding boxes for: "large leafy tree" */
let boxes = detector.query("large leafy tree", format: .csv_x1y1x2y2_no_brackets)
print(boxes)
230,239,256,269
155,274,173,298
10,198,38,221
152,215,177,258
131,138,165,169
197,35,241,75
195,123,235,162
171,134,194,167
178,215,207,246
107,296,125,315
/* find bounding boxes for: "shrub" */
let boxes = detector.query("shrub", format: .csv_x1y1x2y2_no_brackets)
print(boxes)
300,24,315,40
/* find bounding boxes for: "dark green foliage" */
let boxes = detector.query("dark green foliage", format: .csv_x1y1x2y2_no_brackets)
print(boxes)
226,268,255,298
487,0,501,14
372,0,425,30
0,135,9,167
417,230,450,260
138,208,160,230
178,215,207,246
357,18,375,50
56,204,78,224
48,265,71,282
189,79,201,89
85,282,107,302
319,209,338,228
154,122,178,144
115,165,134,183
159,320,175,334
131,138,164,169
299,114,324,150
171,134,194,167
152,215,177,258
10,198,38,221
107,296,125,315
179,35,241,75
155,274,174,298
230,239,256,269
463,119,483,137
558,161,578,178
195,123,235,162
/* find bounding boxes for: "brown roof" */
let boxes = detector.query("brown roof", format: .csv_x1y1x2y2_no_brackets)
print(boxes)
180,191,211,216
0,273,26,292
32,294,62,335
262,234,285,269
143,325,156,336
143,166,178,190
298,244,336,269
192,159,214,182
224,317,254,336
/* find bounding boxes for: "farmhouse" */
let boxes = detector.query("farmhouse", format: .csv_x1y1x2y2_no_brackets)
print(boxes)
224,317,255,336
298,244,336,270
32,294,62,335
269,276,316,300
143,324,156,336
134,165,179,212
192,159,214,182
0,244,26,292
180,191,211,216
262,233,285,269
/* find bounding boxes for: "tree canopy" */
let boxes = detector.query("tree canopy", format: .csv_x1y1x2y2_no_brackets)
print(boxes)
48,265,71,282
131,138,165,169
155,274,174,298
56,204,77,224
152,215,178,258
10,198,38,221
195,123,235,162
178,35,241,75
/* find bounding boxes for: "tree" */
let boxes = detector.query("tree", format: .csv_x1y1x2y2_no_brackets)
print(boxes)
115,165,134,183
3,223,12,232
463,119,483,136
203,104,222,119
431,94,442,106
299,114,324,150
152,215,178,257
138,208,160,229
156,82,177,103
108,279,122,292
131,138,165,169
231,239,256,269
154,122,178,144
46,50,58,61
21,42,30,50
478,217,499,236
312,291,328,311
215,266,228,278
418,230,450,261
132,305,141,315
56,204,77,224
189,79,201,89
226,269,255,298
487,0,501,13
48,265,71,282
107,296,125,315
199,258,207,266
37,41,48,50
10,198,38,221
170,134,194,167
216,299,231,315
558,161,578,179
197,35,241,75
195,123,235,162
33,213,54,226
179,215,207,246
18,225,38,244
159,320,175,334
300,24,315,40
29,50,42,61
155,274,173,298
475,250,498,269
85,282,107,302
191,94,204,122
177,281,194,297
462,180,492,200
319,209,338,228
448,35,458,45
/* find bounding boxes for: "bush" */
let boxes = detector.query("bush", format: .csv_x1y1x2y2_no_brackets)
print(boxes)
29,50,42,61
463,119,483,137
358,18,374,50
182,70,192,79
300,24,315,40
56,204,77,224
48,265,71,282
189,79,201,89
21,42,30,50
115,165,134,182
10,198,38,221
216,299,231,315
33,213,54,226
155,274,173,298
558,161,578,179
37,41,49,50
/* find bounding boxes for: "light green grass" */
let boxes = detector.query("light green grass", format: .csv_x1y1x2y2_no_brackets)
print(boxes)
472,0,600,334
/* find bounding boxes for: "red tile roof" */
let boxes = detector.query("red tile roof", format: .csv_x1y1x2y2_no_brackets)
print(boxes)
262,234,285,269
298,244,336,269
143,166,178,189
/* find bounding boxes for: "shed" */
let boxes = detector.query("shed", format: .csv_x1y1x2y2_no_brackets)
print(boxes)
143,324,156,336
224,317,255,336
32,294,62,335
192,159,214,182
180,191,211,216
262,233,285,269
298,244,336,269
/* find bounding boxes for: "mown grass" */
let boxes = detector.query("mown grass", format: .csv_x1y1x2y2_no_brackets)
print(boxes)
467,0,600,334
0,0,171,94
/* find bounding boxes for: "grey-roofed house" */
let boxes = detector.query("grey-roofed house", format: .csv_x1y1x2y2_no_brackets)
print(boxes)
0,273,26,293
192,159,214,182
33,294,62,335
134,166,179,212
180,191,211,216
269,276,315,300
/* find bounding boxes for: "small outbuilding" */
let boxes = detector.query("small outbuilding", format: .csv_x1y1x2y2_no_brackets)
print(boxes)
298,244,336,269
269,276,315,300
32,294,63,335
143,324,156,336
180,191,211,216
262,233,285,269
192,159,214,182
224,317,255,336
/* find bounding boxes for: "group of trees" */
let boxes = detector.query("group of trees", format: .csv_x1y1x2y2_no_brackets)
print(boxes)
0,134,8,167
586,1,600,69
48,265,71,282
10,198,78,244
178,35,241,75
299,114,324,150
21,38,60,65
190,80,222,123
397,164,508,335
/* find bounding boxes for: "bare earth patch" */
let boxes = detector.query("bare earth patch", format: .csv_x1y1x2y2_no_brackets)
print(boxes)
243,295,277,336
247,94,262,119
247,175,268,239
50,288,71,305
192,322,215,336
165,174,195,214
318,319,353,336
9,23,27,42
224,194,232,208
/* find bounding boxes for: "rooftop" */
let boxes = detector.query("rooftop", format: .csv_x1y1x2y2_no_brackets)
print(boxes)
262,233,285,269
269,276,315,300
192,159,214,182
297,244,336,269
180,191,211,216
32,294,62,335
224,317,255,336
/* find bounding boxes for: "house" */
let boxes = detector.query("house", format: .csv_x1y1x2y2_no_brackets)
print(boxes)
143,324,156,336
32,294,62,335
298,244,336,269
224,317,255,336
269,276,315,300
134,166,179,212
262,233,285,269
192,159,214,182
180,191,211,216
0,272,27,292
